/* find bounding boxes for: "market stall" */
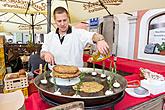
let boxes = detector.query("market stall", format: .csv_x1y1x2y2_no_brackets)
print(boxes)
25,74,165,110
24,55,165,110
0,0,165,110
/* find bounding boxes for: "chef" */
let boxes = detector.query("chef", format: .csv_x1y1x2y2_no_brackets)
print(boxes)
40,6,109,68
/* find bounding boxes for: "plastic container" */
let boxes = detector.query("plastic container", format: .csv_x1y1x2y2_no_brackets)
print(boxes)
4,72,28,90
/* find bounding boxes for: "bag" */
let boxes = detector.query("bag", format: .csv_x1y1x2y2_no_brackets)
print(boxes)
144,43,157,54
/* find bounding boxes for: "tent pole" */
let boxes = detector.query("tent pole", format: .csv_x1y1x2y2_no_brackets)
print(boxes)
31,14,35,44
47,0,51,33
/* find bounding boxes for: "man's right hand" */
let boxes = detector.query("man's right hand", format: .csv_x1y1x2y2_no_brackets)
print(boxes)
41,52,55,65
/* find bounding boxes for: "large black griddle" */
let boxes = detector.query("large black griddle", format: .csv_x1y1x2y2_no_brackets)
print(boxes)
34,68,127,108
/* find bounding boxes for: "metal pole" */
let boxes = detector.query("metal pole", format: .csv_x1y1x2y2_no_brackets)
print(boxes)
47,0,51,33
31,14,35,43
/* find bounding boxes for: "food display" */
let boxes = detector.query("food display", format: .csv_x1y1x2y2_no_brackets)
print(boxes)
52,65,81,79
34,67,127,107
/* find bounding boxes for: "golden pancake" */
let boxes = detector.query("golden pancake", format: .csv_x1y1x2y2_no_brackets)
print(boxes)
73,81,104,93
53,65,78,74
53,71,81,79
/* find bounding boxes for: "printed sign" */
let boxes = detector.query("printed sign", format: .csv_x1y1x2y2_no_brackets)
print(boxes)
148,15,165,44
90,17,99,27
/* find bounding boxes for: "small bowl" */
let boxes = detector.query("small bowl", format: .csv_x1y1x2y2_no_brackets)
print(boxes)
91,71,97,76
40,79,48,84
134,86,149,95
100,74,106,78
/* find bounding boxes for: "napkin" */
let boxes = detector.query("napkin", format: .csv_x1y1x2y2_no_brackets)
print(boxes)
141,79,165,95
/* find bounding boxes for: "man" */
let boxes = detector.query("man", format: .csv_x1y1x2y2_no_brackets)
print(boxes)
40,6,109,68
28,45,46,76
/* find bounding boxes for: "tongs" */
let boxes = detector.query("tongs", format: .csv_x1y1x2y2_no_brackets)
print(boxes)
127,80,140,88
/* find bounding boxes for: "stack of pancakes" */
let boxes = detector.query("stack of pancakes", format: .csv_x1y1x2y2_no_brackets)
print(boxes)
52,65,81,79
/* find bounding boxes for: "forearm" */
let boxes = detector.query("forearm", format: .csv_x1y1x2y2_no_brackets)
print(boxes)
92,33,105,43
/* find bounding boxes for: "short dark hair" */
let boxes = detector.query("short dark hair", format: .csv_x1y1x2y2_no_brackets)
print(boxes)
53,6,69,19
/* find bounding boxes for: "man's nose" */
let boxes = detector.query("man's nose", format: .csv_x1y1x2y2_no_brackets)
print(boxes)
61,21,64,25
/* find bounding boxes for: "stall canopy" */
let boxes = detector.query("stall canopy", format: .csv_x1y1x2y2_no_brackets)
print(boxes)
0,0,165,32
0,0,57,33
0,11,50,33
59,0,165,23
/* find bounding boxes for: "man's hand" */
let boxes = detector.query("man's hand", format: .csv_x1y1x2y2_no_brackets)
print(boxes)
96,40,109,55
41,52,55,65
92,33,110,55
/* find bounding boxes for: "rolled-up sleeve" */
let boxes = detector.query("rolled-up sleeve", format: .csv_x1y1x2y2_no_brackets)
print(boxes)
77,29,95,48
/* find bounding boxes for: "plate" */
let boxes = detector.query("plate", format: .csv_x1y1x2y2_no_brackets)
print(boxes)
48,64,55,71
125,88,150,98
49,72,80,86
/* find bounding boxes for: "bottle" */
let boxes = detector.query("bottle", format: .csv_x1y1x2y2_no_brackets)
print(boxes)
92,51,110,62
92,51,100,62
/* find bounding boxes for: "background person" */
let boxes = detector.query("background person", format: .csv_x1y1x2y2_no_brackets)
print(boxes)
28,45,46,76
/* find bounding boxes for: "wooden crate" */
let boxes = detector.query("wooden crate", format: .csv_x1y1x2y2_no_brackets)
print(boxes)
0,65,6,85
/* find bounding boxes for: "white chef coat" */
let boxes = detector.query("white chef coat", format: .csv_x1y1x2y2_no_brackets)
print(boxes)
41,26,95,67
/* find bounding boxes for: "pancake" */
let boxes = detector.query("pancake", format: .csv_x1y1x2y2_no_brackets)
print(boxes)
73,81,104,93
53,65,78,74
53,71,81,79
52,65,80,79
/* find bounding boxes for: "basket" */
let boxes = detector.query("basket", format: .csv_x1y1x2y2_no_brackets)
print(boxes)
4,72,28,90
3,87,28,98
